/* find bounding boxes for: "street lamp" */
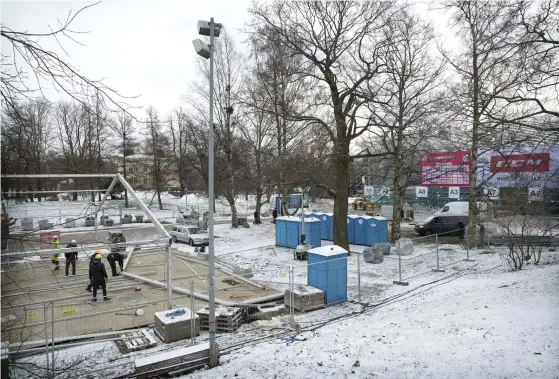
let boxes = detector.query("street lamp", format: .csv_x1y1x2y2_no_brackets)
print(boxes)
192,17,221,369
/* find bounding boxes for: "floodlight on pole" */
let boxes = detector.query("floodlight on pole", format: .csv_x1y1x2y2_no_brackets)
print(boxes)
193,17,220,369
192,39,210,59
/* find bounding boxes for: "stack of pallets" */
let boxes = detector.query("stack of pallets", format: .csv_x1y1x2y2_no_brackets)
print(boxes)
196,306,242,332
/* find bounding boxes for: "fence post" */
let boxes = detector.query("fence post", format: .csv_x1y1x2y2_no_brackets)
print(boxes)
58,208,62,226
432,234,445,272
51,301,55,376
289,265,294,327
357,252,362,303
190,281,195,346
44,302,49,378
393,240,409,286
464,230,474,262
119,204,123,224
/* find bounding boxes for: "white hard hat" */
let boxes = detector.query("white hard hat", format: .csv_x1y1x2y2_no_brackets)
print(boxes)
71,240,76,244
52,236,58,240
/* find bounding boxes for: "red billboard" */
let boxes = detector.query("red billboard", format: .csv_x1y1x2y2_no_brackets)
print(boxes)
421,151,471,187
490,153,550,173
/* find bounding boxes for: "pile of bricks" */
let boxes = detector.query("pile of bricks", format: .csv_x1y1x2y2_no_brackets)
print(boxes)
197,306,242,332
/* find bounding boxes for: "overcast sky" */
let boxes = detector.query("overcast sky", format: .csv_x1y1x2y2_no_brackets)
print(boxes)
1,0,254,119
1,0,454,120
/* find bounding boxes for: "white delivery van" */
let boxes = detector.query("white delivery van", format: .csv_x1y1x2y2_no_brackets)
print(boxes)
434,201,469,216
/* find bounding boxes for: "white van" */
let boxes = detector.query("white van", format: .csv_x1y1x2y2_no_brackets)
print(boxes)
434,202,469,216
433,201,487,216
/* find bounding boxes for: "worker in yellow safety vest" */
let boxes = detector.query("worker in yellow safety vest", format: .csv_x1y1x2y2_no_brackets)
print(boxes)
50,235,61,270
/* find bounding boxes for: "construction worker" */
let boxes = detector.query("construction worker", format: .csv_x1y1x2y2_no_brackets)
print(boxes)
272,209,278,224
89,253,110,302
86,250,102,292
106,251,124,277
50,235,61,270
65,239,78,276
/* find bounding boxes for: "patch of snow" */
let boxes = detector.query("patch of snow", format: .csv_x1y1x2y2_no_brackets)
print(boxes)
154,308,198,324
135,342,210,368
308,245,348,257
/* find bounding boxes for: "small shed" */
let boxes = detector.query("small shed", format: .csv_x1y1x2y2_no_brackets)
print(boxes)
307,245,348,305
368,216,389,244
275,216,321,248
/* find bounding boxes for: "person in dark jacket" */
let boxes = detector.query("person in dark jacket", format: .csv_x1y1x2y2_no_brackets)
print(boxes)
272,209,278,224
106,251,124,277
86,250,102,292
89,253,110,301
65,239,78,276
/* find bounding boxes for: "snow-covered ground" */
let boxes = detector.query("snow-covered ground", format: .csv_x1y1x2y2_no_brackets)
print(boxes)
8,217,559,379
5,192,336,233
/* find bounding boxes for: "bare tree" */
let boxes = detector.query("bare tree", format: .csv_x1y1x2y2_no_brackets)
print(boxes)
442,1,528,242
109,111,136,207
249,1,396,249
1,2,135,116
238,73,275,214
144,107,168,210
1,99,52,199
245,26,308,215
186,31,246,227
364,10,446,241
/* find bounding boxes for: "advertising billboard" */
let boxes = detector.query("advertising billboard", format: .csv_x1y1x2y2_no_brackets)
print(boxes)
420,151,471,187
478,147,559,188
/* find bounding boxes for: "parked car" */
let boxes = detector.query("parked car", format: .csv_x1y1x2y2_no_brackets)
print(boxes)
414,215,467,237
170,225,209,246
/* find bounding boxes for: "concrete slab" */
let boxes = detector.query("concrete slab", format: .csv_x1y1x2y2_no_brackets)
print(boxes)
1,249,281,344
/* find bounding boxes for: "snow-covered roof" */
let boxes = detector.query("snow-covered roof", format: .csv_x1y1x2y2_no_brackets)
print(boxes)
373,216,388,221
276,216,320,223
309,245,348,257
348,215,374,219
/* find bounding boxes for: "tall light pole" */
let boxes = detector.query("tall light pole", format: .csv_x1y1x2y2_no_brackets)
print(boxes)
193,18,221,368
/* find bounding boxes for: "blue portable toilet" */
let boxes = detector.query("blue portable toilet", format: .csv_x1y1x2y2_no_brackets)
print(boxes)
275,217,288,247
313,212,333,241
307,245,348,305
353,215,374,245
347,215,360,244
367,216,388,245
275,216,321,248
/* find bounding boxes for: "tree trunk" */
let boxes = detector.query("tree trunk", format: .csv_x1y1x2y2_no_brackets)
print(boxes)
226,195,238,227
333,145,350,252
468,42,480,246
391,184,403,242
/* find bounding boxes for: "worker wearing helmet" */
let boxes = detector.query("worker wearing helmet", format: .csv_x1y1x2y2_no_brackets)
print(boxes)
65,239,79,276
50,235,61,271
89,253,110,302
86,250,102,292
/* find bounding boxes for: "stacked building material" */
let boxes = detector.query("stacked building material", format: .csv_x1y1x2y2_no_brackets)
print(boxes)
284,285,325,312
154,307,199,343
197,306,242,332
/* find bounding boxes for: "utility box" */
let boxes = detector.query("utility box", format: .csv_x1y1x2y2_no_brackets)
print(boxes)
307,245,348,305
153,307,199,343
275,216,321,248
